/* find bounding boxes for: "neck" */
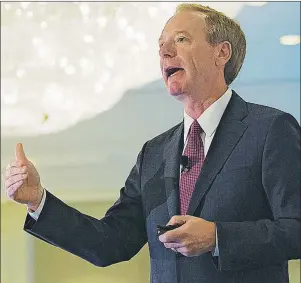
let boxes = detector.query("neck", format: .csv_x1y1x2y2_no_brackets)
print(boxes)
183,84,228,119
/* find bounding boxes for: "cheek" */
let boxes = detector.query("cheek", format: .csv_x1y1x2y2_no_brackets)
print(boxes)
189,54,205,74
193,49,215,71
188,60,204,78
194,58,215,78
160,59,164,72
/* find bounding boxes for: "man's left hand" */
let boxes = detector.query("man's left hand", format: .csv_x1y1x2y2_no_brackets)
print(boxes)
158,215,216,257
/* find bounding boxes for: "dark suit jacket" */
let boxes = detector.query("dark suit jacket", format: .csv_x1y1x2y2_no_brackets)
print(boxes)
24,92,301,283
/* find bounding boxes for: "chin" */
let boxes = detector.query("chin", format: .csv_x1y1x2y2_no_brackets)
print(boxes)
167,83,185,97
168,89,185,100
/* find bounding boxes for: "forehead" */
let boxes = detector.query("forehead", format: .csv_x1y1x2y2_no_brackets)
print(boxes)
160,11,206,39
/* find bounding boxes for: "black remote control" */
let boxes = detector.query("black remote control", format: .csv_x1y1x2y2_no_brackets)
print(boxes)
157,223,182,236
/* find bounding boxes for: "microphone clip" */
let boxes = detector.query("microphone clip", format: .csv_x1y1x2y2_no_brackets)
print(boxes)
180,155,190,173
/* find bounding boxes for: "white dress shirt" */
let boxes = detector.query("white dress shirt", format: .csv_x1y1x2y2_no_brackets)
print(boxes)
182,88,232,256
29,88,233,256
183,88,232,156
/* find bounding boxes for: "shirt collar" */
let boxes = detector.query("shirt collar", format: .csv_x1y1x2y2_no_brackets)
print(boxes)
184,88,232,141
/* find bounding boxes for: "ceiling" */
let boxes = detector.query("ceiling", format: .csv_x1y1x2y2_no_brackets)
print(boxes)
1,2,300,202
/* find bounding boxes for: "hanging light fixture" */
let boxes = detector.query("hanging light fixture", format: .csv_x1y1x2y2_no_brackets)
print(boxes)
1,2,245,137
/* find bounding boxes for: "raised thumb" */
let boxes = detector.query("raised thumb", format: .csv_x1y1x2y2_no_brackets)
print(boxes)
15,143,27,166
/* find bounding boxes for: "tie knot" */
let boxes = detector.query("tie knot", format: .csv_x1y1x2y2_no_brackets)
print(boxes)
190,120,202,135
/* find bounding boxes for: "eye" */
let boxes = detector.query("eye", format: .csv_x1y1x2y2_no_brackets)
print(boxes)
176,36,186,43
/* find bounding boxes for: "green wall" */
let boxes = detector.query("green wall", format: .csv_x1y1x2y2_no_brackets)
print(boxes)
1,200,300,283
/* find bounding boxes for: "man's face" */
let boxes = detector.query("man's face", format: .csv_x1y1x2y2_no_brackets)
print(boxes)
159,11,218,99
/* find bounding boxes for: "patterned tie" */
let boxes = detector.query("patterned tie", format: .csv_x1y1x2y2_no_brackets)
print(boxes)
180,120,204,215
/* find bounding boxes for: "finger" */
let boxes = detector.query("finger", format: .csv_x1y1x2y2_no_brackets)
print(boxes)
159,216,191,242
2,161,17,179
6,180,24,198
164,242,185,249
167,215,190,226
4,166,27,180
4,160,18,170
5,174,27,189
175,246,192,257
15,143,27,166
159,227,185,243
9,160,18,168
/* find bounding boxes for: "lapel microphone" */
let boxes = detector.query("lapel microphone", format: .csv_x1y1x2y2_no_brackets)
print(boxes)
181,155,190,173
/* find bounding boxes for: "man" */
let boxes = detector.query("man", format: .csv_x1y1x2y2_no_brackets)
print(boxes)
4,4,301,283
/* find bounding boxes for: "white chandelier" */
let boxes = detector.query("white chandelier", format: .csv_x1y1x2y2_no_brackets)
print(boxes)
1,2,245,137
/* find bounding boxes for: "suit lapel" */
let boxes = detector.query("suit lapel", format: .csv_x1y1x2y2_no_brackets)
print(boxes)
187,92,249,215
163,122,184,218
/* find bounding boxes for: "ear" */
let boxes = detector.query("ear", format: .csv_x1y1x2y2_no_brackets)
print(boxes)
215,41,232,67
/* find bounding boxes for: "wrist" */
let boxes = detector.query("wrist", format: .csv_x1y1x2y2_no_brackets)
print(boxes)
27,186,44,212
209,222,217,251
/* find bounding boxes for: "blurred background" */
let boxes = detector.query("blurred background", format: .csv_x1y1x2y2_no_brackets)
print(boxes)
1,1,300,283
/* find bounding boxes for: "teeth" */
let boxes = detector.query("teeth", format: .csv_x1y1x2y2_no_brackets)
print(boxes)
170,71,179,77
166,67,183,78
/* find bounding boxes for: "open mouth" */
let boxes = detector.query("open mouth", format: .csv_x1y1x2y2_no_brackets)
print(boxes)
165,67,184,79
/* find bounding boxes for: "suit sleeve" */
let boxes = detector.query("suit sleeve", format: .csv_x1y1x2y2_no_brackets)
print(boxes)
214,113,301,271
23,143,148,267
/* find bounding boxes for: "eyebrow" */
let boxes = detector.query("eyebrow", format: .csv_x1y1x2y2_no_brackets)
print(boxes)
158,30,192,43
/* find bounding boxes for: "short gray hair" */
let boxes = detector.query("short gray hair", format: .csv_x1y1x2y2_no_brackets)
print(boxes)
176,4,246,85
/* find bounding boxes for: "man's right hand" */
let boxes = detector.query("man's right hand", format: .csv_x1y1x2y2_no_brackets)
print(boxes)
4,143,44,212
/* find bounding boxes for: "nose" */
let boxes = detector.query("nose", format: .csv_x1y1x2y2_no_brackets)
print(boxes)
159,41,176,59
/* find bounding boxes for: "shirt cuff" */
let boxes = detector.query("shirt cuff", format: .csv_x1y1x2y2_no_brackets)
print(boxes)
212,226,219,257
27,189,46,221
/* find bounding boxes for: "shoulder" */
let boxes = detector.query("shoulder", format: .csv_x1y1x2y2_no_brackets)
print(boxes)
247,101,287,119
243,100,299,129
230,91,300,140
145,122,182,149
